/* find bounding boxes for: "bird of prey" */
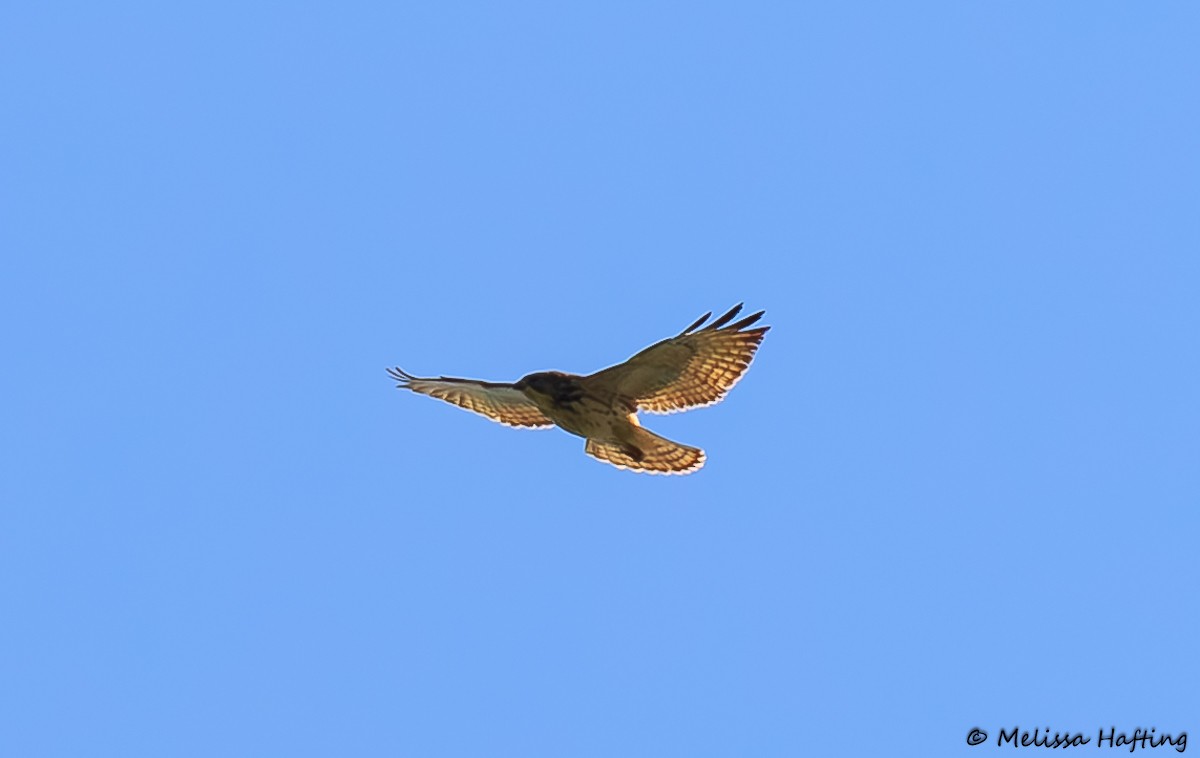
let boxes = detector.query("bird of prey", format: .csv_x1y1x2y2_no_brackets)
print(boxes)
387,304,769,475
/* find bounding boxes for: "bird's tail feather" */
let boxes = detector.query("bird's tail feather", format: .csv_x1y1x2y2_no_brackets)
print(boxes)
584,427,705,475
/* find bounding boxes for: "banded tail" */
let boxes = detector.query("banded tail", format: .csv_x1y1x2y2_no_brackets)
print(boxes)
584,427,705,475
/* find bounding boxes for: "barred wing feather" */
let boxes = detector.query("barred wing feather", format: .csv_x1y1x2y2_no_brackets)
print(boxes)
583,304,769,414
386,368,553,428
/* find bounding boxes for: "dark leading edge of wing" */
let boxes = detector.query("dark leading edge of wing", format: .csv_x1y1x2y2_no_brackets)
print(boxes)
387,367,513,389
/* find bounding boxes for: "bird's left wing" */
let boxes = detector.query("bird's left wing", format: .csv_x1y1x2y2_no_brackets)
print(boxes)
387,368,554,428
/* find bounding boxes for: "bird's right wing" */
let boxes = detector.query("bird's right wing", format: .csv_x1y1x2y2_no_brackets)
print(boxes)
387,368,554,428
583,304,769,414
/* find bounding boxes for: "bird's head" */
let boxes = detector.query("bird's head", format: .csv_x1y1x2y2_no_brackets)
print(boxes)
515,371,564,396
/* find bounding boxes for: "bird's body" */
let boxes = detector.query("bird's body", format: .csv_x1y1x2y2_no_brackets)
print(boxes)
516,371,625,438
388,304,768,474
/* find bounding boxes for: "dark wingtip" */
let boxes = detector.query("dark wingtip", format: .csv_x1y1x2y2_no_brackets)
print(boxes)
386,366,415,384
728,310,765,331
705,303,745,331
681,311,712,335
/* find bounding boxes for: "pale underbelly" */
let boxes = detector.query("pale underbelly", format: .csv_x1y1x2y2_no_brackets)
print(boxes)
545,400,633,440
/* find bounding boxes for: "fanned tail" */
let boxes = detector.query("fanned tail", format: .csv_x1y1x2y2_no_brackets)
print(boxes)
584,427,705,475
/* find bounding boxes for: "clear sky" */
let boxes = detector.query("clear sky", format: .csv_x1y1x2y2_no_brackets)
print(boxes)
2,3,1197,756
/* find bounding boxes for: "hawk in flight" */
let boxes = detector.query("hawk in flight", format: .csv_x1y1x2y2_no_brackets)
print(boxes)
388,304,769,475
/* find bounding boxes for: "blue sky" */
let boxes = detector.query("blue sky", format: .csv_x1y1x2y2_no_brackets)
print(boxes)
2,3,1197,756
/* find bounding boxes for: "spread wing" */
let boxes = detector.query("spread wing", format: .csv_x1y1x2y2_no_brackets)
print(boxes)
583,304,769,414
387,368,553,428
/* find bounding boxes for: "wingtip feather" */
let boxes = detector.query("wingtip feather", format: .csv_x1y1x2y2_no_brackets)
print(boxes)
728,310,765,331
387,366,416,384
705,303,745,331
681,311,712,335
